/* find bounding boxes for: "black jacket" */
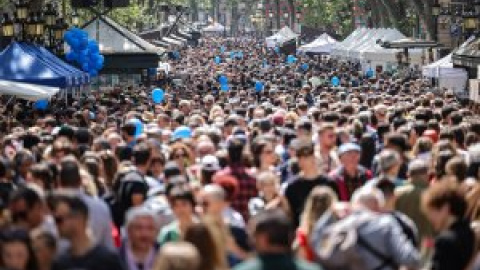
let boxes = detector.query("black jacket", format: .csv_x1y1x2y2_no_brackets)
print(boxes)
432,219,475,270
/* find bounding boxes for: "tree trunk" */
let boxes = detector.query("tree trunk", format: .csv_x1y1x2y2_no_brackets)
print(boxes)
190,0,199,22
275,0,281,30
420,0,435,39
287,0,295,30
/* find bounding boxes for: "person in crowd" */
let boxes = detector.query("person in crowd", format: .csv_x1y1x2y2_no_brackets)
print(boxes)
248,171,282,217
184,222,229,270
422,182,475,270
329,143,372,201
312,187,420,270
395,159,435,243
57,156,115,249
120,206,160,270
284,140,339,227
233,209,321,270
251,137,277,174
295,186,338,262
315,123,340,174
198,184,250,265
49,193,125,270
158,186,197,245
0,228,38,270
153,242,200,270
31,230,57,270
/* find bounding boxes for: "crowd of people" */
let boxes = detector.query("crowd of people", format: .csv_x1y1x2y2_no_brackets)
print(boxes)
0,37,480,270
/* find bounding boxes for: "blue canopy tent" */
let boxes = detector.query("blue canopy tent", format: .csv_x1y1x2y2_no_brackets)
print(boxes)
0,42,73,88
20,43,90,86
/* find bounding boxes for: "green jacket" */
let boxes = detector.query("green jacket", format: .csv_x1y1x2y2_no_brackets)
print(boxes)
233,253,322,270
395,180,435,240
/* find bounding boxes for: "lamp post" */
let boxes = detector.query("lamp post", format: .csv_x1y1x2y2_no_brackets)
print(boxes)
463,5,478,38
432,0,440,41
283,11,289,27
0,2,68,55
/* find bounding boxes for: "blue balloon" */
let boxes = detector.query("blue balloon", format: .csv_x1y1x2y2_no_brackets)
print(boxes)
366,68,374,78
214,56,221,64
301,63,309,71
274,47,280,53
218,75,228,85
236,52,244,59
151,88,165,104
78,51,89,64
220,46,225,53
230,51,235,58
129,119,143,137
331,76,340,87
69,38,80,50
220,84,230,92
255,81,264,92
79,37,88,50
65,51,78,62
33,99,48,110
82,63,90,72
286,55,297,64
172,126,192,140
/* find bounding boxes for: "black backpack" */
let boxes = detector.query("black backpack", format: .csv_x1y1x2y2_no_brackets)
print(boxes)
104,168,148,228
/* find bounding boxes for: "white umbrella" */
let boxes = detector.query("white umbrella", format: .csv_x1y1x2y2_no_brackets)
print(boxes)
0,80,59,101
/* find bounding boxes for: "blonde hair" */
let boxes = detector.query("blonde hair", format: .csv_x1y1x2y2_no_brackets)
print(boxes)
300,186,338,236
153,242,200,270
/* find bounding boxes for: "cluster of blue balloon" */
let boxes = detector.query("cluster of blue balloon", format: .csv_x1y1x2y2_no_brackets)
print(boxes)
151,88,165,104
331,76,340,87
64,28,104,77
286,55,297,64
33,99,48,111
255,81,264,93
229,51,244,60
218,75,229,92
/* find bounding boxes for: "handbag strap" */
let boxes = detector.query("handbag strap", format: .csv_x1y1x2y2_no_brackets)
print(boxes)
357,235,398,270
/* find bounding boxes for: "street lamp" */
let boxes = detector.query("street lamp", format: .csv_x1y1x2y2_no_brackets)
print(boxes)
71,10,80,27
463,8,478,33
15,0,29,21
1,14,15,37
432,1,441,17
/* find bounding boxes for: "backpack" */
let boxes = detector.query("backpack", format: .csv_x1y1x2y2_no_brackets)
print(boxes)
105,167,148,228
315,212,398,270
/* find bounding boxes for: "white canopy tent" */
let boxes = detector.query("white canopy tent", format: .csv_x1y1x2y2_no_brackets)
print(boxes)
202,23,225,33
422,38,472,93
0,80,59,101
332,28,424,68
266,26,299,48
298,33,338,54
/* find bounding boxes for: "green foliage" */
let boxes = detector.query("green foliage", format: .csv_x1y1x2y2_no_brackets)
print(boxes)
301,0,353,37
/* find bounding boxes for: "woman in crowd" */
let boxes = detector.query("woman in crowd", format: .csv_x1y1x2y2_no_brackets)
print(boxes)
0,229,38,270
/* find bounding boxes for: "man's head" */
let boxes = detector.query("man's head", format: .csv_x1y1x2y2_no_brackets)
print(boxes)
295,140,316,170
48,193,89,239
132,143,152,167
58,156,82,188
408,159,429,183
338,143,361,168
9,187,45,229
378,149,401,176
168,186,195,220
251,209,294,253
318,123,336,149
199,184,226,217
125,206,160,251
351,187,385,212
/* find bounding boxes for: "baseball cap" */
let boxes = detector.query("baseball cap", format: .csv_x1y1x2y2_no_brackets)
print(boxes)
201,155,220,171
338,143,361,156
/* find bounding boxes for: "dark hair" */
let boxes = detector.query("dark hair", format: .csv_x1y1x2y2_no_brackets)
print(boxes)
227,138,245,164
48,193,89,220
29,163,54,190
9,187,43,223
184,223,223,270
115,144,133,162
449,111,463,125
253,209,294,248
251,138,272,168
451,126,465,149
422,182,467,219
435,150,455,179
133,143,151,166
446,156,467,182
359,133,376,169
0,157,11,179
0,229,38,270
58,156,82,187
168,186,196,207
121,122,137,137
